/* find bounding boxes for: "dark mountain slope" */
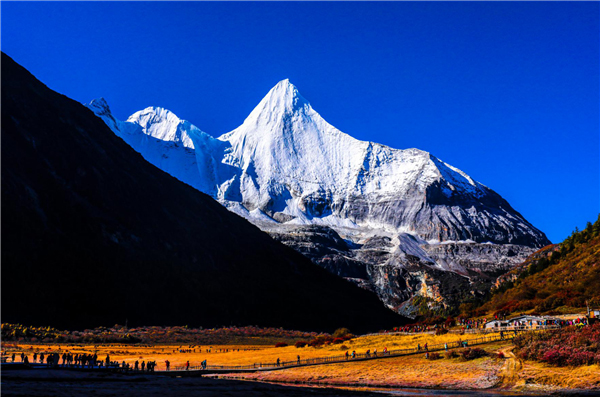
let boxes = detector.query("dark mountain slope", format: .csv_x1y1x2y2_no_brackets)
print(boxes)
1,53,404,333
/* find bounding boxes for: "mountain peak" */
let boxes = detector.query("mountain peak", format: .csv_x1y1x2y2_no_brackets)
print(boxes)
86,98,111,115
246,79,310,122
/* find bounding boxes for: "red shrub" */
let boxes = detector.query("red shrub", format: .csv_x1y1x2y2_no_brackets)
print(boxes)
460,348,487,360
275,342,288,348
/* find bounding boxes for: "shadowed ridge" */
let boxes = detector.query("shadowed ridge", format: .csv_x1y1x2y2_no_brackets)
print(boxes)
1,52,405,333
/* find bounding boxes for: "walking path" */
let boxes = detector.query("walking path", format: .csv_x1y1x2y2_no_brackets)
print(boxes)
496,346,524,389
165,332,518,376
1,331,527,377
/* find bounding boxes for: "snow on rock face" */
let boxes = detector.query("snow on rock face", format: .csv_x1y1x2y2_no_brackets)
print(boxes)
86,80,548,248
85,101,234,196
216,80,547,247
86,81,551,314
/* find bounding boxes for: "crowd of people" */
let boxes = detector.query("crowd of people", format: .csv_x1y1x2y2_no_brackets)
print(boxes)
5,352,116,368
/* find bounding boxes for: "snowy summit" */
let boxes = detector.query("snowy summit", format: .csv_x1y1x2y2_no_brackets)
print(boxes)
86,80,548,248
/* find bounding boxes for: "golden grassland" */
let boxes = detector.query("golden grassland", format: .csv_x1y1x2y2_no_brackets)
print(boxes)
4,332,498,370
224,342,600,392
226,350,505,390
4,331,599,392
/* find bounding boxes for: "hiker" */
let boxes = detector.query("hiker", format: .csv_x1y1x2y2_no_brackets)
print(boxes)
373,349,377,357
134,361,139,371
444,343,448,351
424,343,428,351
105,354,110,367
20,352,25,362
417,344,421,351
141,361,145,371
351,350,356,359
425,352,429,359
383,347,388,355
202,360,207,370
186,361,190,370
297,355,301,364
345,351,349,360
11,353,15,363
366,349,370,358
33,353,38,363
165,360,170,371
276,358,280,367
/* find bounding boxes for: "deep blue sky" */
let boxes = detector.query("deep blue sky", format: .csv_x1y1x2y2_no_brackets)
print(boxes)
3,2,598,243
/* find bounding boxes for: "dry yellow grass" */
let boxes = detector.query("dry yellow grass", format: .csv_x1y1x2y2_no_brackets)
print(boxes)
517,361,600,391
5,332,500,371
4,333,598,392
227,354,504,390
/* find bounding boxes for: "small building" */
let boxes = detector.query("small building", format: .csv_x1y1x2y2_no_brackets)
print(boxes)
587,308,600,324
484,320,509,329
484,315,558,330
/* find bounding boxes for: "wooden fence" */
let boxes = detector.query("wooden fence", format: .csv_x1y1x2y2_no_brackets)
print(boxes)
172,331,520,372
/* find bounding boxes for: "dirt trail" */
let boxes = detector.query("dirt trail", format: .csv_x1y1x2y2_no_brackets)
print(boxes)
496,346,523,389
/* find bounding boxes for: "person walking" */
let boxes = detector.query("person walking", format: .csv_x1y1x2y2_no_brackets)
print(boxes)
345,351,349,360
185,360,190,371
297,355,300,365
165,360,170,371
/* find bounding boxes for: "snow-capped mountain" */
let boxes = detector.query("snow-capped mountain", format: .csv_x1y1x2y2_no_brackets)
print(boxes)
86,80,550,315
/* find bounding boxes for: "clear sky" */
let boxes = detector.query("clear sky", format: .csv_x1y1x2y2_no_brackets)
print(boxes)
2,1,598,243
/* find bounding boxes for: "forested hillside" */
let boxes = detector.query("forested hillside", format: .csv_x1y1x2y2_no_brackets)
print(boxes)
478,215,600,316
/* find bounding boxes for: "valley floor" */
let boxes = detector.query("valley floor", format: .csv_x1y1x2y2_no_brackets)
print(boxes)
3,332,599,395
221,342,600,395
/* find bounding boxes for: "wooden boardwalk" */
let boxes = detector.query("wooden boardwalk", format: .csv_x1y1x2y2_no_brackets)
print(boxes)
162,332,518,376
1,331,527,377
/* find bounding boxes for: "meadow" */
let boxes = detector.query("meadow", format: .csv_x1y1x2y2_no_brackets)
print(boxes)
5,331,495,370
3,329,599,393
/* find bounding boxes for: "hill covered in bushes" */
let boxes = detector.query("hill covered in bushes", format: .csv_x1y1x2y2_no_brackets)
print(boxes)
477,215,600,316
514,323,600,366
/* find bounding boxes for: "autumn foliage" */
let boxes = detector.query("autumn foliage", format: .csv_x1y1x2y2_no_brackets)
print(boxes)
514,324,600,366
481,215,600,316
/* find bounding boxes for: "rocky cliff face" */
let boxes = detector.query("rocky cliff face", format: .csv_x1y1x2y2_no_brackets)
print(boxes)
86,79,550,317
264,222,533,317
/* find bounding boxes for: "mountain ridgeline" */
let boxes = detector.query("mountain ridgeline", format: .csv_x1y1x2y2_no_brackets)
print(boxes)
1,52,405,333
87,79,550,317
